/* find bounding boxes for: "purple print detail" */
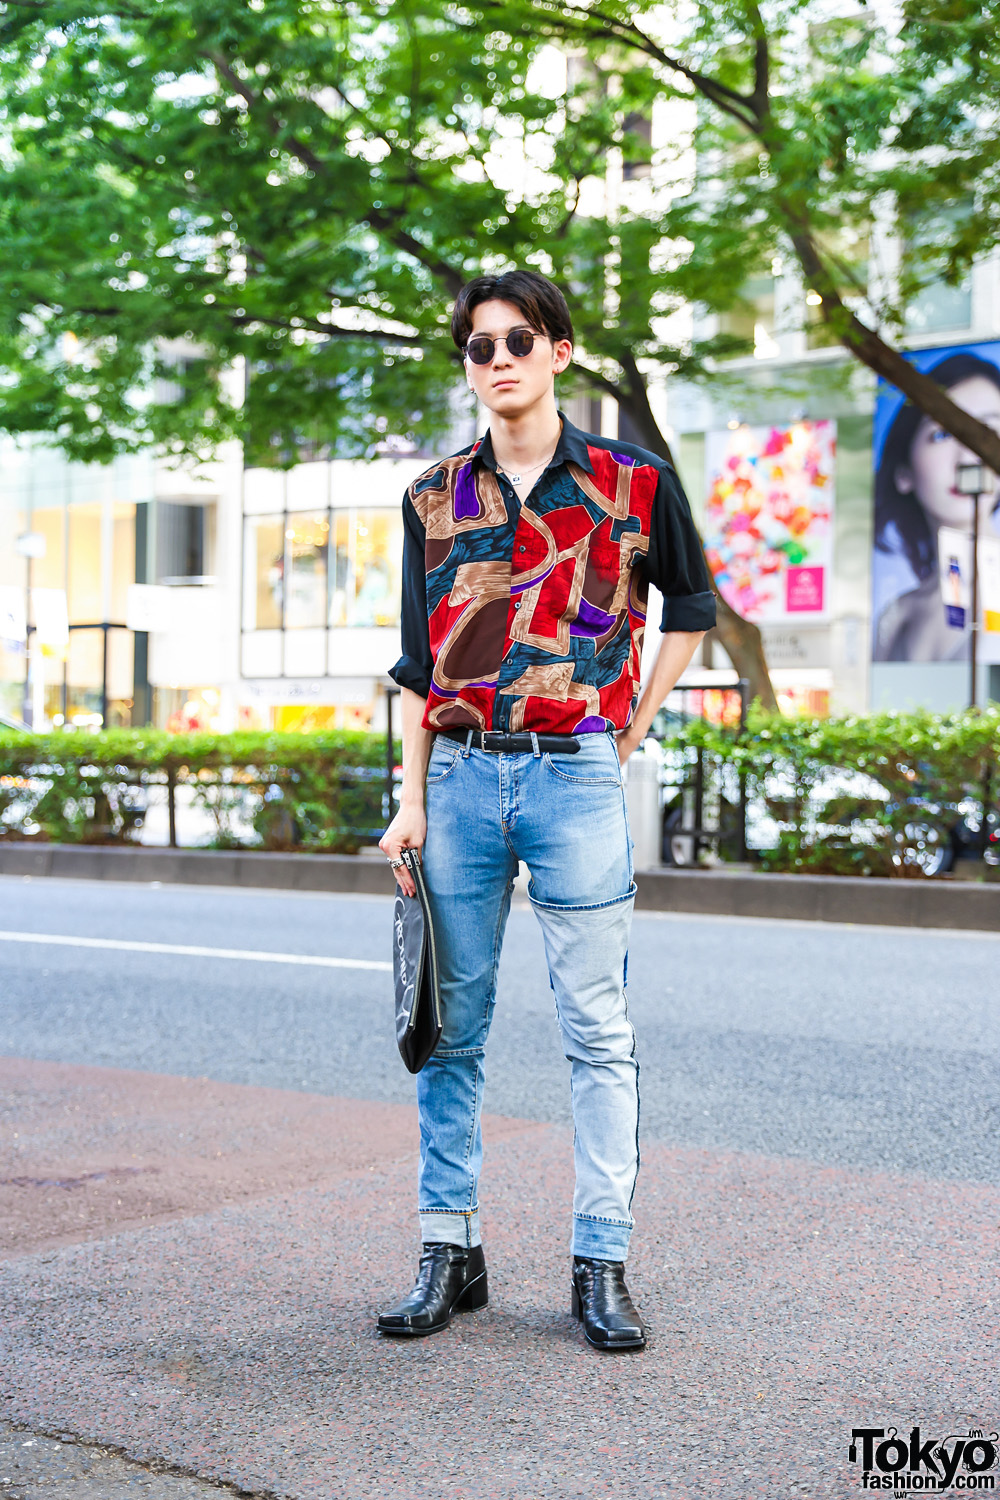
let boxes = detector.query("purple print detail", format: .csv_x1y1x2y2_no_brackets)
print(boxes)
431,680,496,698
511,564,554,596
610,452,635,468
454,464,480,521
570,598,618,637
574,716,607,734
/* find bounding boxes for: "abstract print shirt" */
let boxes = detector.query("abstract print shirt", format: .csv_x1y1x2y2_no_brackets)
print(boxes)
389,413,717,735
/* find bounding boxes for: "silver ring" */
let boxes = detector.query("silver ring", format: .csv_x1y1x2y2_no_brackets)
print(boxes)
388,856,405,869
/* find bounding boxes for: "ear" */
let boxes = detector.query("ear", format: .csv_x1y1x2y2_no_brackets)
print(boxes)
894,463,915,495
552,338,573,374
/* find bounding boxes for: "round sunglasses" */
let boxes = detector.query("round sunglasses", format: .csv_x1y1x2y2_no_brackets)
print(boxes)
463,328,543,365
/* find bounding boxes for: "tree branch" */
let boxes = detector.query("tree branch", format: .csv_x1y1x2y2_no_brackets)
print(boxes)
475,1,760,131
790,224,1000,472
206,50,465,295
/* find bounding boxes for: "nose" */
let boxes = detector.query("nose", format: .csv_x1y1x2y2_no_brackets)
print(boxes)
491,340,513,370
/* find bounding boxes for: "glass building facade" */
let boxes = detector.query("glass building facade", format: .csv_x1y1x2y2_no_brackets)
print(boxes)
238,457,424,730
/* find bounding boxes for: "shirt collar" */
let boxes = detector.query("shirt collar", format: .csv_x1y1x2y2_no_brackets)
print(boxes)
472,410,595,477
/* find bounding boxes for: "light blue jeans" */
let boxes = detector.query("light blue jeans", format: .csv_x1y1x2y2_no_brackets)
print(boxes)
416,728,639,1261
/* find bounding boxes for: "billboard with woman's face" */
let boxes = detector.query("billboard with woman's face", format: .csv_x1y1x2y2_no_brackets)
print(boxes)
873,342,1000,662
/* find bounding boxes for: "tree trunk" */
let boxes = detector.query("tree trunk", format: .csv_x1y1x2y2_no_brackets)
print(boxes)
713,594,779,711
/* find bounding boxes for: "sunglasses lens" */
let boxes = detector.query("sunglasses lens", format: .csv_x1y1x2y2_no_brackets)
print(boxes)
507,329,535,357
466,337,494,365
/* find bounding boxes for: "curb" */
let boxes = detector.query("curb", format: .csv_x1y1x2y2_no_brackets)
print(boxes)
1,841,998,931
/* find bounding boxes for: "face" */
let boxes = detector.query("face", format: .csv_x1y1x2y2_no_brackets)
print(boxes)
463,298,573,416
896,375,1000,529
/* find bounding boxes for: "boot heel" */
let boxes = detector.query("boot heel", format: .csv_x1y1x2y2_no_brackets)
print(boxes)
455,1269,488,1312
571,1281,581,1320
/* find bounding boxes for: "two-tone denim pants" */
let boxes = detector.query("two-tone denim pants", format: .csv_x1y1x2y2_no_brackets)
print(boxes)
416,727,639,1261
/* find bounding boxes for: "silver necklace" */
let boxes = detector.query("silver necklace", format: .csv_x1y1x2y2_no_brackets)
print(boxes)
496,443,559,486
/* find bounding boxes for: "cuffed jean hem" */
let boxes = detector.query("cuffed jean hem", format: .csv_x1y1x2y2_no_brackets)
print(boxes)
572,1213,633,1261
419,1208,481,1249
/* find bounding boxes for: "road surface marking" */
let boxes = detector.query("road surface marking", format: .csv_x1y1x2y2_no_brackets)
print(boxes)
0,931,391,971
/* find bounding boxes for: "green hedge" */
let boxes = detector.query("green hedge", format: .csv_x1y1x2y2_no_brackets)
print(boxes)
660,705,1000,876
2,709,998,873
0,728,400,853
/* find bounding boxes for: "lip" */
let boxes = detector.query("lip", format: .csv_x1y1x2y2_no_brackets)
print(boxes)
492,380,518,389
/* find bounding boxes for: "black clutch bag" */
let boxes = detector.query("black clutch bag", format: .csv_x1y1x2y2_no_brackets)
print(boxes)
392,847,443,1073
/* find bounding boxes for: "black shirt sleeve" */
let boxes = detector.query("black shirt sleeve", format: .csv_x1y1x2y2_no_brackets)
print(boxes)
388,491,433,698
643,463,717,633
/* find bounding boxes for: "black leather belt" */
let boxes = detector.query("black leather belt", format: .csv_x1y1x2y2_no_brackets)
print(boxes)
440,728,581,754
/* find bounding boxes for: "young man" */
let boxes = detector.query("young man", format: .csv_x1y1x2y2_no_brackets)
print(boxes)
378,269,715,1351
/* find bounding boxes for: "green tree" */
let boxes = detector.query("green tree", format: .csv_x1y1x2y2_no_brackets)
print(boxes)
1,0,781,699
473,0,1000,472
15,2,991,704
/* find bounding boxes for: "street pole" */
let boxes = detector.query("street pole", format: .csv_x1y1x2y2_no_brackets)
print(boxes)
970,482,980,710
14,530,46,728
956,462,991,711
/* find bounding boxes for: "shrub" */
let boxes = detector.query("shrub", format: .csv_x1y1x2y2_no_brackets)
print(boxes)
0,728,399,853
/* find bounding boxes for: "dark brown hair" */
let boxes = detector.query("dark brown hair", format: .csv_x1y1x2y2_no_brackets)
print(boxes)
450,270,574,350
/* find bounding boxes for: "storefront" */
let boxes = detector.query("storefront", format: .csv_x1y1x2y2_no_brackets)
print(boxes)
0,442,148,728
238,455,428,730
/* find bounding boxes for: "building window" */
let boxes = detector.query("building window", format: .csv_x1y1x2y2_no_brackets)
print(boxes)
718,276,778,358
284,511,328,628
242,499,404,674
67,504,102,621
243,515,285,631
903,202,973,336
157,501,207,582
328,508,402,628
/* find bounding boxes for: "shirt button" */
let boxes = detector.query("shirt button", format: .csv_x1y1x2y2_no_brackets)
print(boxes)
518,545,526,553
514,601,522,610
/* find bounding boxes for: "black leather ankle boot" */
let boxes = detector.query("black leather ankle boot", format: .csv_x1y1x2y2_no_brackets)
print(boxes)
377,1243,488,1337
571,1257,647,1351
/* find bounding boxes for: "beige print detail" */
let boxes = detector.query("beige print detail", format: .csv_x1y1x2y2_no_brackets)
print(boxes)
430,561,512,694
509,535,589,653
501,661,578,701
501,664,601,732
566,462,630,521
447,559,512,607
427,698,487,731
628,566,650,617
616,460,633,516
409,456,510,539
510,508,558,589
608,534,649,614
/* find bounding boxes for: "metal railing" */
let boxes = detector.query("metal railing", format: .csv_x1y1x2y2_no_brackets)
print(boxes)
650,678,750,866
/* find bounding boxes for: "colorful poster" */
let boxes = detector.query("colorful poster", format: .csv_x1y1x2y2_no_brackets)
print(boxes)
704,420,835,623
872,339,1000,663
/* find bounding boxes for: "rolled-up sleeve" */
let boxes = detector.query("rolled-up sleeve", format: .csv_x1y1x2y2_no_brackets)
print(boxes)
388,492,433,697
644,464,717,633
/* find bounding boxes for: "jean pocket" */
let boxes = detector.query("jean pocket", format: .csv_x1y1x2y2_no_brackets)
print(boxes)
543,736,621,784
425,739,463,784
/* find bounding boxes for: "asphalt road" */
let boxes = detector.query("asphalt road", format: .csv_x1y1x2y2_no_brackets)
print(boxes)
2,872,998,1184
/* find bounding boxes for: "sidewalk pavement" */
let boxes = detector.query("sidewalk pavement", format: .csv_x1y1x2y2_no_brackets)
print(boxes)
1,1057,996,1499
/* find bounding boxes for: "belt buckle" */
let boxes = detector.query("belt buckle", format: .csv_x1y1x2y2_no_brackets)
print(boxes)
482,732,505,753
